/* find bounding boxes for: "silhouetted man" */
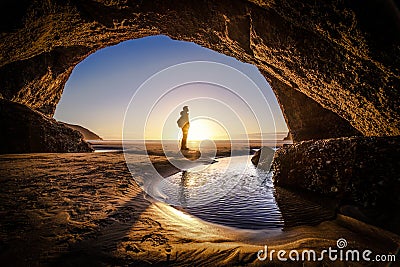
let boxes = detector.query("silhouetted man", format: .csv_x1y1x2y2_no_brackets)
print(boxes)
177,106,190,150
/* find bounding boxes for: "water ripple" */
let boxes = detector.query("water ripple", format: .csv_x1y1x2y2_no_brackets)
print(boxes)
157,156,284,230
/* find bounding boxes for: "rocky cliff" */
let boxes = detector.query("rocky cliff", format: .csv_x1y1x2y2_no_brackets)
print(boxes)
61,122,102,141
0,99,93,153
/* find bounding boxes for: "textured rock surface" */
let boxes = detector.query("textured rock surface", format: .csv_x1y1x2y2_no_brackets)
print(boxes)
0,99,93,153
251,146,275,171
283,132,292,141
267,75,362,141
273,136,400,233
0,0,399,144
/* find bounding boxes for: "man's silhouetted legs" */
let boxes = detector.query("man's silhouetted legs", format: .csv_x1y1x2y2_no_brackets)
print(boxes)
181,123,189,150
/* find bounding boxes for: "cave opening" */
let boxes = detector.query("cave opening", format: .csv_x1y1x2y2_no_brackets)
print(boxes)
1,1,399,264
53,35,300,230
54,35,290,143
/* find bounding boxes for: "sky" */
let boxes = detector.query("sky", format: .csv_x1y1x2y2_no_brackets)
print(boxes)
54,35,288,140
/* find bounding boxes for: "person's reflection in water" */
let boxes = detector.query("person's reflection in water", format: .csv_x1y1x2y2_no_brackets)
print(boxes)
178,171,189,206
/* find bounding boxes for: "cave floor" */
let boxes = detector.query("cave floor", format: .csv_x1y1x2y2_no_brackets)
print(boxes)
0,152,398,266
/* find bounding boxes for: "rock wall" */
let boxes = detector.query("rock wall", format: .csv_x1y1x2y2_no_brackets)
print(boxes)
266,75,362,141
0,0,399,149
0,99,93,153
273,136,400,233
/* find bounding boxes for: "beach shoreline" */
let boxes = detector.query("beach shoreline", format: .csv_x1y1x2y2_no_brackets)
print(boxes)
0,148,399,266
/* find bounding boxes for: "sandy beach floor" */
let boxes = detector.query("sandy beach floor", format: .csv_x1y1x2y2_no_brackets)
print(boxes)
0,151,399,266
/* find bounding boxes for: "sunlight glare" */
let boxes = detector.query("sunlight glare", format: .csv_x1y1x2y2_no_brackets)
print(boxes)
188,119,213,140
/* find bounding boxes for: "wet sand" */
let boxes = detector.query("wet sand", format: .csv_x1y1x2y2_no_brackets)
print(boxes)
0,151,399,266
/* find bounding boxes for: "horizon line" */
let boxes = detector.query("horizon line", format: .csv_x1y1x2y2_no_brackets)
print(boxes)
87,138,291,142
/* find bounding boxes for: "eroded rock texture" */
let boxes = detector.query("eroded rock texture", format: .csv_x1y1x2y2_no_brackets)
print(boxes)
267,75,362,141
251,146,275,170
0,99,93,153
0,0,399,151
273,136,400,233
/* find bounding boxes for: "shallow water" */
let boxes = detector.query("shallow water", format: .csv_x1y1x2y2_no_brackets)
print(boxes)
156,156,284,230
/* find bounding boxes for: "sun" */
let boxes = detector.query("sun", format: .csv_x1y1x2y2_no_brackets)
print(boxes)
187,119,215,141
